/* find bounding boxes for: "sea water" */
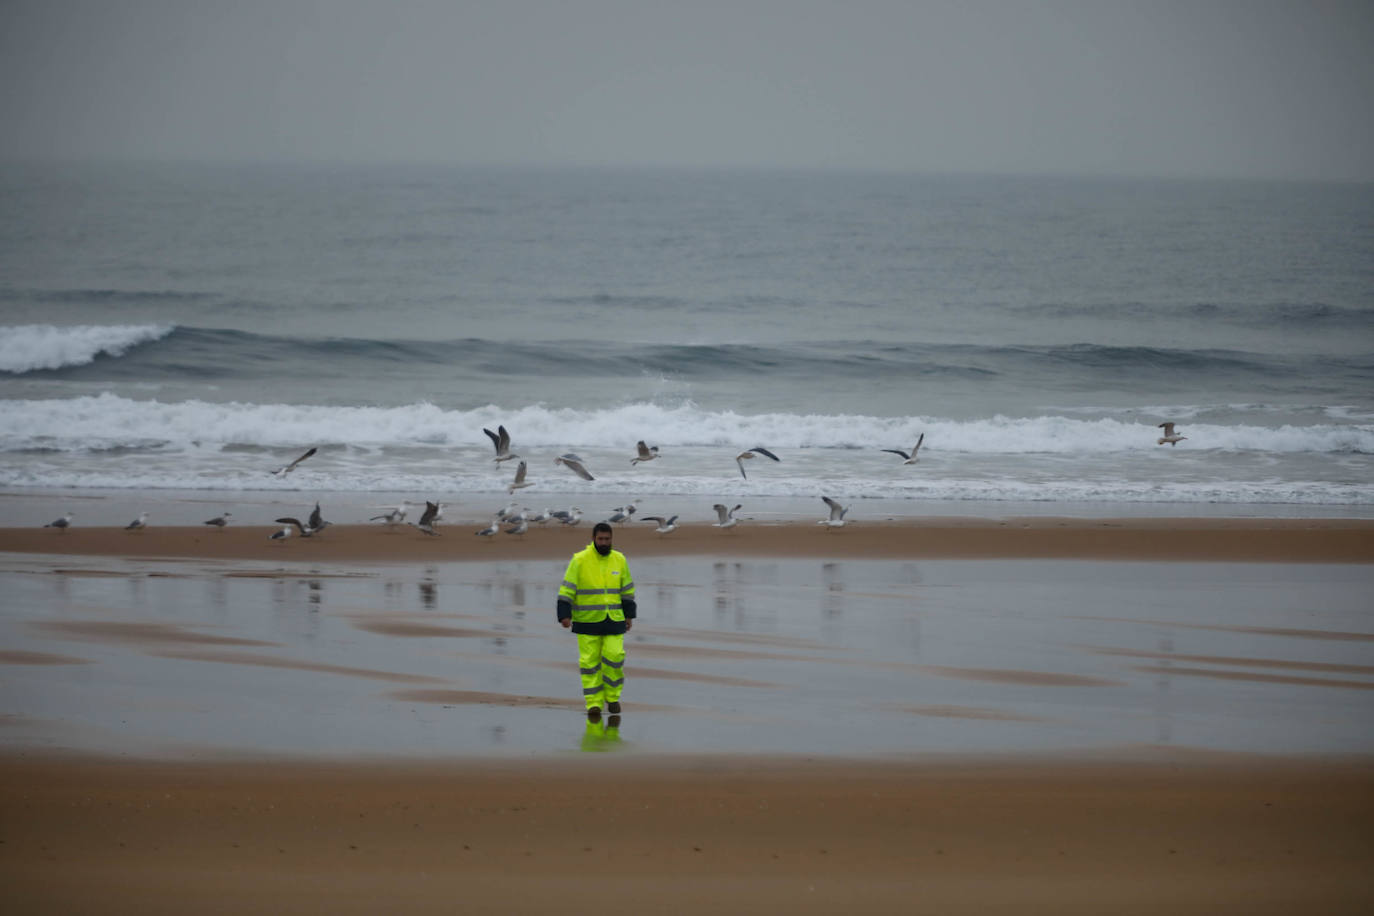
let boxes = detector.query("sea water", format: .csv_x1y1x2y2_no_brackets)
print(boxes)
1,162,1371,512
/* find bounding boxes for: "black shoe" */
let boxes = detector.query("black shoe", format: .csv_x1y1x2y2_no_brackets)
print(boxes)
606,701,621,714
586,706,602,720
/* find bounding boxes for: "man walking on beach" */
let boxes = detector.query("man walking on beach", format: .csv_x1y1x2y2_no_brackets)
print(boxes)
557,522,636,719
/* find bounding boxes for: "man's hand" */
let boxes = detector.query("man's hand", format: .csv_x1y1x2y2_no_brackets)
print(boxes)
560,618,571,629
625,620,633,631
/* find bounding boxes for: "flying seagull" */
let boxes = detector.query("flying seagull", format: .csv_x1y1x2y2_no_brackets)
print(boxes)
818,496,849,530
554,453,595,481
204,512,232,530
631,441,660,465
483,425,519,463
735,446,780,480
44,513,73,532
412,501,441,536
882,433,925,465
307,502,331,534
271,447,317,477
124,512,149,531
642,515,678,535
712,503,742,529
274,517,317,537
1157,422,1188,446
508,460,533,494
370,502,409,526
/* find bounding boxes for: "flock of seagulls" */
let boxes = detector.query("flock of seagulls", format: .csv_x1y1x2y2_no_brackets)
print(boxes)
41,420,1192,538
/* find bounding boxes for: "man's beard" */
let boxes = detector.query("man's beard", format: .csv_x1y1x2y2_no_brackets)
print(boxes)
595,543,612,556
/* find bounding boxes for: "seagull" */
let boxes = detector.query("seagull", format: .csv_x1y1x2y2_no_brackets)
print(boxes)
307,502,331,534
204,512,232,530
606,504,636,523
475,519,500,538
1157,422,1188,446
494,501,520,521
412,501,441,536
270,446,317,477
881,433,925,465
818,496,849,530
529,508,554,525
631,441,660,465
711,503,742,529
551,507,583,526
735,446,780,479
554,453,595,481
642,515,678,535
504,517,529,536
370,502,409,526
508,460,533,494
44,513,73,532
269,524,293,542
483,425,519,463
124,512,149,532
274,517,317,537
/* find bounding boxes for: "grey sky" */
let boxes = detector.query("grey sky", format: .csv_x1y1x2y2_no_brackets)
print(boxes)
2,0,1371,180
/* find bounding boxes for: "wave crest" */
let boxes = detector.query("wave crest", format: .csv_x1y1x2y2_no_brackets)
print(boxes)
0,324,175,374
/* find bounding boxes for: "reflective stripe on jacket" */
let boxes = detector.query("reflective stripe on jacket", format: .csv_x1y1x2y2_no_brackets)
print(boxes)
559,544,635,626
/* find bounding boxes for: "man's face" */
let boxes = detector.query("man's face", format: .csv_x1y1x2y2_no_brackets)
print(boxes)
594,530,613,553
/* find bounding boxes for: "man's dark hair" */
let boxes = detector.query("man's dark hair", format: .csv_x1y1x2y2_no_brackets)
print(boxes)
592,522,613,537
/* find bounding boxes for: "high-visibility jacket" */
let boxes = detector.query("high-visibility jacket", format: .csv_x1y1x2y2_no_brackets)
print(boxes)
557,544,635,635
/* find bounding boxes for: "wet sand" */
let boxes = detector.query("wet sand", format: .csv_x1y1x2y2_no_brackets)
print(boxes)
2,519,1373,912
4,515,1374,562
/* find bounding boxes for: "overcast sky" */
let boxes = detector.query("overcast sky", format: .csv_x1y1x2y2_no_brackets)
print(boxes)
1,0,1371,180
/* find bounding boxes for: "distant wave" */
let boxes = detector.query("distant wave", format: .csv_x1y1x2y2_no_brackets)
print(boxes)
0,324,175,374
2,393,1370,455
10,325,1369,389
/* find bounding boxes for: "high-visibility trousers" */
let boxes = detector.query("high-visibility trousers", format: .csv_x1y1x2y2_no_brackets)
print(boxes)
577,632,625,709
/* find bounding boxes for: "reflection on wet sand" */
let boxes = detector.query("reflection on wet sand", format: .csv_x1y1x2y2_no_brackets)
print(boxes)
155,649,449,685
2,553,1371,758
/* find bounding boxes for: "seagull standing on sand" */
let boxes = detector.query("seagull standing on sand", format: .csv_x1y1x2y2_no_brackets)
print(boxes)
881,433,925,465
271,447,317,477
712,503,742,529
818,496,849,530
269,524,293,542
1157,422,1188,446
124,512,149,532
475,519,500,538
554,453,595,481
735,447,780,479
551,507,583,526
484,425,519,463
508,460,533,494
204,512,231,530
642,515,678,535
505,517,529,536
44,513,73,532
606,504,636,523
631,441,660,465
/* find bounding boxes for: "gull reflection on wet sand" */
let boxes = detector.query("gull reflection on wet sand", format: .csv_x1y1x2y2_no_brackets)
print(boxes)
1,553,1371,759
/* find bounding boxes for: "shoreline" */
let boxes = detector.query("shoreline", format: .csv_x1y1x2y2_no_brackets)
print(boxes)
3,516,1373,563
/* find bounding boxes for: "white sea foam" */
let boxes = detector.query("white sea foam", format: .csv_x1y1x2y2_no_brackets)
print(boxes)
0,324,175,373
1,394,1370,455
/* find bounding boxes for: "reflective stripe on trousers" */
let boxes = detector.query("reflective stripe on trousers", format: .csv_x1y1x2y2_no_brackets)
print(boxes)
577,632,625,709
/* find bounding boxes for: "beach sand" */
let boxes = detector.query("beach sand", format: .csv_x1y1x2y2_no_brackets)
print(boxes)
2,518,1373,913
